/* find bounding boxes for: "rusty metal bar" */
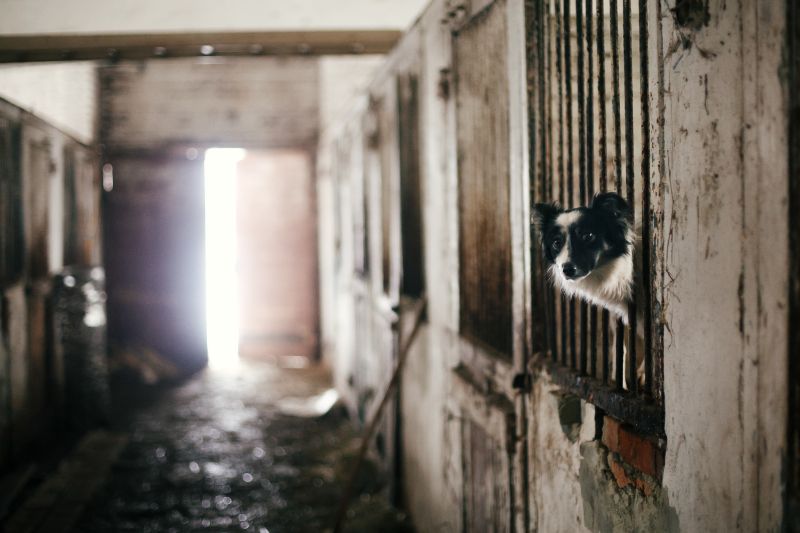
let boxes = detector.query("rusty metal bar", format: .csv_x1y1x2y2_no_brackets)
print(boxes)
610,0,625,388
535,0,555,363
555,0,568,367
596,0,611,385
610,0,622,193
576,0,588,375
564,0,577,370
586,0,597,378
638,0,654,399
602,311,610,383
622,0,637,395
615,319,624,391
545,0,560,363
536,357,664,436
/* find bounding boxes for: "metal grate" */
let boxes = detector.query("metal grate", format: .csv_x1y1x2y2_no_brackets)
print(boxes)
527,0,663,436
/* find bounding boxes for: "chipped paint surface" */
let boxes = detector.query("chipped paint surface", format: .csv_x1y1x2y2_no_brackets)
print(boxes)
319,0,790,531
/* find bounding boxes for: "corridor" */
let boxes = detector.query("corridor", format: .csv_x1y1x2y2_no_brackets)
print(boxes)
1,0,799,531
60,361,411,532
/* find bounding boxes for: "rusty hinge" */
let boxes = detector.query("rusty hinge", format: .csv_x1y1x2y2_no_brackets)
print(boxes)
511,372,532,393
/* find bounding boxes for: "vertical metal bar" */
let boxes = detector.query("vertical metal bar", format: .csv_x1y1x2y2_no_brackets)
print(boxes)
610,0,625,386
556,0,568,367
615,318,624,391
622,0,636,396
597,0,607,195
602,311,609,383
597,0,610,384
545,0,560,363
586,0,597,377
564,0,577,370
576,0,587,375
638,0,653,398
610,0,622,193
537,0,557,364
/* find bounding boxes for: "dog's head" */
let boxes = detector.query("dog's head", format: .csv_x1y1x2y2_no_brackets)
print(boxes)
531,192,632,282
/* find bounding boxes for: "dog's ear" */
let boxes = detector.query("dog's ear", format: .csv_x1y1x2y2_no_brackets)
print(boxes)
531,202,562,236
591,192,631,222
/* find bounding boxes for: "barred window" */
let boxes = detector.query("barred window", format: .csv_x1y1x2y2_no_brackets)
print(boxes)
527,0,663,435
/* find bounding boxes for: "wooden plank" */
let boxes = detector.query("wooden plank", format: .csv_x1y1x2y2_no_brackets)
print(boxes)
455,0,513,357
0,30,401,63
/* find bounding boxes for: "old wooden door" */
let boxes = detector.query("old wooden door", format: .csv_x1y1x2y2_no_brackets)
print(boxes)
104,150,207,372
450,0,529,530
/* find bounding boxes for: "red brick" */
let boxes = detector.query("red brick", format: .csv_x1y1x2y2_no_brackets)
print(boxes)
617,427,659,478
601,416,663,481
607,455,631,489
601,416,621,451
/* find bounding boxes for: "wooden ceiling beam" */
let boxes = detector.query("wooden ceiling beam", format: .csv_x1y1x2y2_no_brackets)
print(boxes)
0,29,400,63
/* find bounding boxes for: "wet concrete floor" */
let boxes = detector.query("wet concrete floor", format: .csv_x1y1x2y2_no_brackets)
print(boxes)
71,361,413,533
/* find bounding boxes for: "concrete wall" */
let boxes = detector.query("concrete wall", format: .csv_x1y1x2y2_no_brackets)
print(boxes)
317,0,791,531
0,61,97,144
100,57,320,150
0,0,428,35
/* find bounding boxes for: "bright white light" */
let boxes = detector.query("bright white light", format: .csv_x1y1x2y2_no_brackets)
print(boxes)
204,148,245,369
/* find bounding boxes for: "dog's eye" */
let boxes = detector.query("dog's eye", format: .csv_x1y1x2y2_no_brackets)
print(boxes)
551,238,563,251
582,232,595,243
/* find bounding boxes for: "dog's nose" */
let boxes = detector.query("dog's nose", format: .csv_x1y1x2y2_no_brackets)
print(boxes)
562,263,577,278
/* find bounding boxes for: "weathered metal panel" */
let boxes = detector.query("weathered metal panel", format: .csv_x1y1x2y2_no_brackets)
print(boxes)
455,0,513,357
99,58,320,150
104,153,207,370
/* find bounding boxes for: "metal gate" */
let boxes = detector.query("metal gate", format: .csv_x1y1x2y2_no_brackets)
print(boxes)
526,0,664,436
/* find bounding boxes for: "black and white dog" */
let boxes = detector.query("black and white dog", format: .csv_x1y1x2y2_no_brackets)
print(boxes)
531,192,635,321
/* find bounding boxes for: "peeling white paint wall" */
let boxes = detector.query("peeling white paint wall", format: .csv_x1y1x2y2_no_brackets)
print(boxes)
318,56,383,132
0,0,429,35
0,61,97,144
318,0,790,531
659,2,788,531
